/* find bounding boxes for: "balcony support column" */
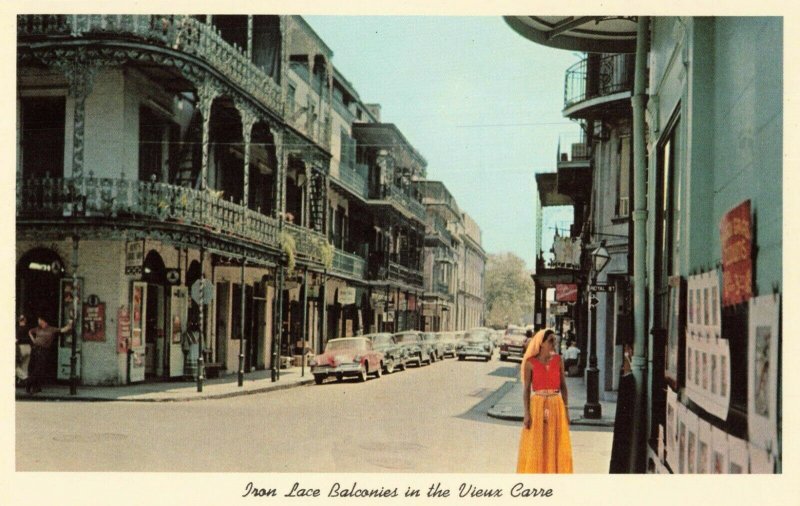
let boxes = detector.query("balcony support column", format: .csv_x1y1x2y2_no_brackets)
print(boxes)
237,105,257,208
197,79,220,191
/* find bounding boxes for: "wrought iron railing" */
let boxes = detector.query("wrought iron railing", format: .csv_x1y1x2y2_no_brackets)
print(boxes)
334,163,369,200
18,15,284,122
332,249,367,279
388,261,423,287
387,185,426,222
563,53,634,110
17,175,333,264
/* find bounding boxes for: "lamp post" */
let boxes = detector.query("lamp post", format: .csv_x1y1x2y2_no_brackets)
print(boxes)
584,241,610,419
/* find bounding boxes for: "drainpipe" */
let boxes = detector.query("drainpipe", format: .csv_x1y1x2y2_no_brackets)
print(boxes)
630,15,650,473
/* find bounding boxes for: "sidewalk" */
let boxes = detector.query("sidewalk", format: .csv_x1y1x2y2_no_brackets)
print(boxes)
487,375,617,427
15,367,315,402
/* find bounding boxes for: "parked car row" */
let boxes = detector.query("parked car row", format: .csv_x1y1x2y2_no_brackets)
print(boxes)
310,328,494,384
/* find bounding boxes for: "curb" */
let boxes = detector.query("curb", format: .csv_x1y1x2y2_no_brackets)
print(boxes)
15,378,316,403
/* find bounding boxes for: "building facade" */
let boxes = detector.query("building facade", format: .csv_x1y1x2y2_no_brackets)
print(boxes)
16,14,485,387
507,16,782,473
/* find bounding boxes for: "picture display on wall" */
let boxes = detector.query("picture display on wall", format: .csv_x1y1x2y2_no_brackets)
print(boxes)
710,425,729,474
666,387,678,472
685,270,730,419
749,442,775,474
728,434,748,474
747,294,780,454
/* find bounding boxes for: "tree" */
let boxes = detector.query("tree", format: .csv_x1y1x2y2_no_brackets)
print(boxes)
484,252,534,328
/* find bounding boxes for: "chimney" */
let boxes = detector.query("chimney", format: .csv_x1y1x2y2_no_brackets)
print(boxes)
365,103,381,122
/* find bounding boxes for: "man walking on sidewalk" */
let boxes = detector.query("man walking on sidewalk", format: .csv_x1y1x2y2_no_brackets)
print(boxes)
27,316,72,394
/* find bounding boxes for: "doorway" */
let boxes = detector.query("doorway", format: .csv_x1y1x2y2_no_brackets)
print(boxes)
142,251,167,378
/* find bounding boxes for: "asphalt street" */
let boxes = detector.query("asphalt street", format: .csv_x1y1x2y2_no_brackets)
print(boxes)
16,356,611,473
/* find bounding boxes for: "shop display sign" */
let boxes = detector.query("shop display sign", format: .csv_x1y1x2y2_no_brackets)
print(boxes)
555,283,578,302
338,287,356,305
720,200,752,306
82,301,106,342
125,240,144,275
117,305,130,354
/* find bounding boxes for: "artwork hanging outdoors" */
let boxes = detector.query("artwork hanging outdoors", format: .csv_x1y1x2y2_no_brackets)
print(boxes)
666,388,678,472
677,402,688,474
728,434,748,474
710,425,729,474
665,275,685,388
685,270,730,419
749,442,775,473
697,420,712,474
685,408,698,474
748,294,780,454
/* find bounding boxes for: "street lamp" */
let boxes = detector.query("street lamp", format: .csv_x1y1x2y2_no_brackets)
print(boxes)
584,241,610,419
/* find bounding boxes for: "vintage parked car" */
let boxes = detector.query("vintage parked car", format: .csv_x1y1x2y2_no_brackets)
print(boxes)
309,337,384,384
456,328,495,361
367,332,408,374
393,331,431,367
420,332,443,362
499,325,529,361
436,331,458,358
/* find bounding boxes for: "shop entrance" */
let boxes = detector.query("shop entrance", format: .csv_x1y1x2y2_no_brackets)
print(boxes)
17,248,64,384
142,251,167,379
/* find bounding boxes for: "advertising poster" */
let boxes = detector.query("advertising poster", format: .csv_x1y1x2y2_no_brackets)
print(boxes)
117,305,130,354
748,294,780,453
82,302,106,342
720,200,752,306
131,282,144,347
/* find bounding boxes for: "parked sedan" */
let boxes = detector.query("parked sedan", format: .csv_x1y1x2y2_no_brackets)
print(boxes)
436,331,458,358
499,326,529,361
456,328,495,361
310,337,384,384
367,332,407,374
393,331,431,367
420,332,443,362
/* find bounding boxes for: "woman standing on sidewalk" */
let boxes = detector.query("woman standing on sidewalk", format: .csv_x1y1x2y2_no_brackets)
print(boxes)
516,328,573,473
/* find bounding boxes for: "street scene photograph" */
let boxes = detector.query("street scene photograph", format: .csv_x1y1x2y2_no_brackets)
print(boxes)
9,4,793,506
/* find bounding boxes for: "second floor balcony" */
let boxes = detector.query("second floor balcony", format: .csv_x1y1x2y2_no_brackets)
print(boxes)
17,175,329,265
563,53,634,119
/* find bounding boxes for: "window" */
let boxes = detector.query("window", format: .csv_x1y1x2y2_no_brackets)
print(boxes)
616,135,631,217
21,96,66,180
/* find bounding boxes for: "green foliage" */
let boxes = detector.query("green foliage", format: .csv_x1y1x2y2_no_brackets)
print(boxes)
314,237,335,270
484,252,534,328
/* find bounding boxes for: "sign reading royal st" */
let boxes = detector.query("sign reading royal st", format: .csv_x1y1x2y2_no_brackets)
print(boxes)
720,200,752,306
555,283,578,302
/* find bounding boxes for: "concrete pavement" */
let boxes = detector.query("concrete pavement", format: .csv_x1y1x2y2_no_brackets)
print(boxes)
488,374,617,427
15,366,315,402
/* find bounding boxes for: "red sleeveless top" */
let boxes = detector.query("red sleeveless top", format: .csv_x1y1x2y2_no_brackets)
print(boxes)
529,354,562,391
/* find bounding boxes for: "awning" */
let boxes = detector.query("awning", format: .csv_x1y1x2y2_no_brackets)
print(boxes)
504,16,638,53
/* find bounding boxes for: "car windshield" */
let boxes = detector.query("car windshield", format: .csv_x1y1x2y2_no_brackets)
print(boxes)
325,339,367,352
464,331,489,341
370,334,393,346
395,333,418,343
506,329,527,337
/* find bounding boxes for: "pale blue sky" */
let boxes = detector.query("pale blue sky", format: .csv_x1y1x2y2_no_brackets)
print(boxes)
305,16,578,268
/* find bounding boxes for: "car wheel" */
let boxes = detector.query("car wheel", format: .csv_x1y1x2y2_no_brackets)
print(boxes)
359,364,368,382
399,359,406,371
374,362,382,378
458,356,465,361
314,375,325,385
385,359,395,375
484,356,490,362
336,374,343,382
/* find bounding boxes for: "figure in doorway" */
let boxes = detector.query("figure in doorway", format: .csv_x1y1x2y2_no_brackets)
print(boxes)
563,339,581,376
16,314,32,388
27,315,73,394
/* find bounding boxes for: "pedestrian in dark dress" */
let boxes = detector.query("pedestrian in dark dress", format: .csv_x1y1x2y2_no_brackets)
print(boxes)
27,316,72,394
610,343,635,473
16,314,32,387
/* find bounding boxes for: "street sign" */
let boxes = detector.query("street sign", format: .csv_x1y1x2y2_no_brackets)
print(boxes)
589,284,616,293
191,279,214,305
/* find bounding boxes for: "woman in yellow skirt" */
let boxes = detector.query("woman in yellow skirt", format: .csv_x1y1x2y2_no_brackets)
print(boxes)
516,328,573,473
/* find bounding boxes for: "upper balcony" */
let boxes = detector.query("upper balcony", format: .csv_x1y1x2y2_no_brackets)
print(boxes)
563,53,634,119
18,15,284,123
329,162,369,201
17,175,329,266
